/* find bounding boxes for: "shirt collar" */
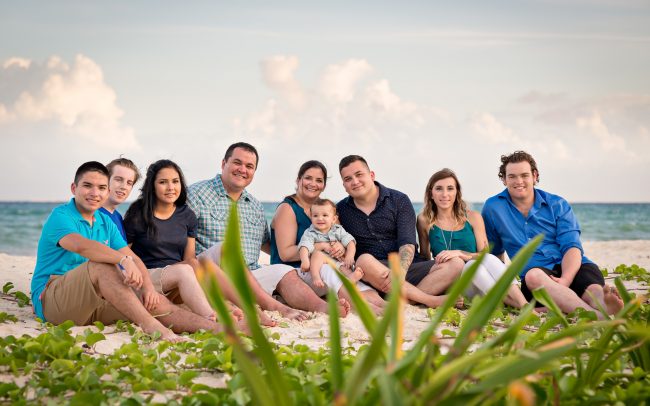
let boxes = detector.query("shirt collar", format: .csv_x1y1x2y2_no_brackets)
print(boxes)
497,188,547,209
214,174,251,202
344,181,388,207
67,198,105,226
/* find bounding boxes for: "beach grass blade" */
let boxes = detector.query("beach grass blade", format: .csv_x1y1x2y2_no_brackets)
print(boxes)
196,260,276,406
341,256,404,404
218,202,291,406
325,257,377,333
326,289,343,397
448,235,542,359
392,250,485,376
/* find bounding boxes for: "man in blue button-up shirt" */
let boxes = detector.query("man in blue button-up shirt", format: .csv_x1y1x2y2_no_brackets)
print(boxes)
337,155,463,309
482,151,622,317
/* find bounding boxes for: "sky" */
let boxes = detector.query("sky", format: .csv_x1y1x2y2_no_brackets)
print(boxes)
1,1,649,203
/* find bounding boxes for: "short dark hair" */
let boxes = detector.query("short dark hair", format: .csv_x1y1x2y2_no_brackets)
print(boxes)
498,151,540,182
106,157,141,184
74,161,109,185
224,142,259,167
338,155,369,173
297,160,328,187
311,198,337,214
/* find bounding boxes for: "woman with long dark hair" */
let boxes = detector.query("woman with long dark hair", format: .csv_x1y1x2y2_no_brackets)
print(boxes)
124,159,224,320
417,168,528,308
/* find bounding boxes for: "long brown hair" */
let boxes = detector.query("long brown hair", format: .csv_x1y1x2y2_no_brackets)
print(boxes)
421,168,468,229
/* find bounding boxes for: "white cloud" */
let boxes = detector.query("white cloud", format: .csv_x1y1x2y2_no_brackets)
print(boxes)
0,54,137,148
576,111,629,154
235,56,445,145
319,59,372,103
470,113,518,144
260,55,304,109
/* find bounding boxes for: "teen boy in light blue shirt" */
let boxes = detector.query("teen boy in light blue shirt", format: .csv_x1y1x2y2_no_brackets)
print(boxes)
31,161,227,341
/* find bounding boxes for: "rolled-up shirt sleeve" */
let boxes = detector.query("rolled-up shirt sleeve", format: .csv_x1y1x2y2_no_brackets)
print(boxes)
555,199,583,256
335,225,356,247
298,230,317,254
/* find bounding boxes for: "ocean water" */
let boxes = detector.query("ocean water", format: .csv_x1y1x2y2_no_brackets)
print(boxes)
1,201,649,256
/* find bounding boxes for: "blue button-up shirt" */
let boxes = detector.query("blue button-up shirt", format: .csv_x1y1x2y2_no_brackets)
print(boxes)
31,199,127,320
337,182,417,260
482,188,592,278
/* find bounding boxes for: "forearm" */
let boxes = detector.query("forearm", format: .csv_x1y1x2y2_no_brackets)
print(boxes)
398,244,415,272
560,247,582,283
75,240,124,265
344,242,356,263
132,255,154,290
299,247,310,264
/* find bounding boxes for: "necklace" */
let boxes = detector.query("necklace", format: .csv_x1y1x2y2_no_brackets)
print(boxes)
438,218,458,251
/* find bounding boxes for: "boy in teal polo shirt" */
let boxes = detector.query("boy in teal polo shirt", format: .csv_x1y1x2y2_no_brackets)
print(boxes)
31,161,232,341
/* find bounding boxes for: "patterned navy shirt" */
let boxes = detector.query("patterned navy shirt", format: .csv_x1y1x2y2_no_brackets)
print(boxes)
337,182,417,260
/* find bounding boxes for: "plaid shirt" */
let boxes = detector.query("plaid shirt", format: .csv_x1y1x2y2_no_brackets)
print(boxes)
187,174,270,270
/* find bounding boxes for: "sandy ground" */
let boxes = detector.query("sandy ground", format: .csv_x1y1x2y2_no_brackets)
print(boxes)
0,240,648,355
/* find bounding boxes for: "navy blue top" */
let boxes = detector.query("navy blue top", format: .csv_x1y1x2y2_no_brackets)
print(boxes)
270,196,310,268
337,182,417,260
99,207,126,241
124,204,198,269
482,188,592,278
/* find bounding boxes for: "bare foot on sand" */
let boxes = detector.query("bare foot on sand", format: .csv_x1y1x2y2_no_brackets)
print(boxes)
604,285,624,315
278,305,310,321
141,320,185,343
337,298,351,317
258,309,277,327
347,266,365,283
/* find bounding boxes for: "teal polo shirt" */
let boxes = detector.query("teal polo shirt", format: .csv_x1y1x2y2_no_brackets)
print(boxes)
31,198,127,321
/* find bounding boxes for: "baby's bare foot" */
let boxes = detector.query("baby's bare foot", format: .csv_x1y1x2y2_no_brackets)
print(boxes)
348,266,364,283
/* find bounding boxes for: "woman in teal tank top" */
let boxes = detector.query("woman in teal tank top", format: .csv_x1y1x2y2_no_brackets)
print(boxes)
416,169,528,308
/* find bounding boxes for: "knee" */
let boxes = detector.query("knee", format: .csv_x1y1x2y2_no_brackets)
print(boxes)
176,264,195,278
584,284,603,295
524,268,546,289
448,257,464,273
87,261,118,279
356,254,375,268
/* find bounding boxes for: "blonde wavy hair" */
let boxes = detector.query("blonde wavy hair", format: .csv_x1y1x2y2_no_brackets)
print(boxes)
421,168,468,229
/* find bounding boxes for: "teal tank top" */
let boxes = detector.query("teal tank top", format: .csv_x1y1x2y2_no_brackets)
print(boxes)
270,196,311,268
428,221,477,256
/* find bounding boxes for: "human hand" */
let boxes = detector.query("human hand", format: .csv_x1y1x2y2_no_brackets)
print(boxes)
435,250,462,264
328,242,345,260
550,275,572,287
142,288,162,311
300,260,311,273
120,258,143,289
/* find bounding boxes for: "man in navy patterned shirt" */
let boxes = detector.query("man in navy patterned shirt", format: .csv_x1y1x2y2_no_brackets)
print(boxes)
337,155,463,308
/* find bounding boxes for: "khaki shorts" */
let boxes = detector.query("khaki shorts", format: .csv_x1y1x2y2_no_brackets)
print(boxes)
41,262,127,325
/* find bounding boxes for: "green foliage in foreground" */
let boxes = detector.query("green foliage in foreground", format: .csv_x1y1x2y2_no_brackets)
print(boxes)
0,204,648,405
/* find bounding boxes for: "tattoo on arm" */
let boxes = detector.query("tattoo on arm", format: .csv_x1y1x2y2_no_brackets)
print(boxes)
398,244,415,272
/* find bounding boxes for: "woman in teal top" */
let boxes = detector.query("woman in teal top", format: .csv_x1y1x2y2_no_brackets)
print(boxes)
416,168,528,308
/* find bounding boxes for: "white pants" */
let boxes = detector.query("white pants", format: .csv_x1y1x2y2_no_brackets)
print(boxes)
463,254,518,298
198,242,294,295
297,264,373,297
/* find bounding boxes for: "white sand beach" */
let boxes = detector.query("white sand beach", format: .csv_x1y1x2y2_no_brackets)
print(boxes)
0,240,648,355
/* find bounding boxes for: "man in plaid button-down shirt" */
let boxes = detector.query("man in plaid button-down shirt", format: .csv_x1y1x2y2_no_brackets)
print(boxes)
188,142,327,321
